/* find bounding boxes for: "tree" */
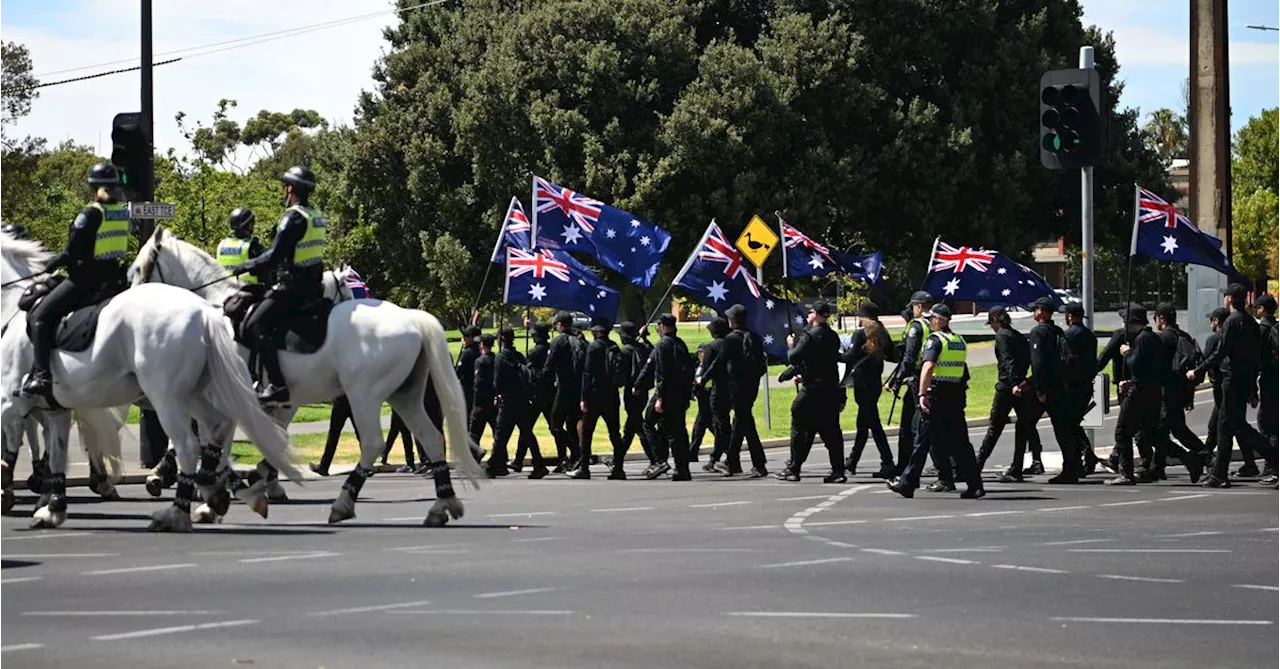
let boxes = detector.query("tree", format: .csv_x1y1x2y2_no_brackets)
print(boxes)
1,41,39,143
176,99,243,171
1232,108,1278,199
1232,188,1279,283
1142,108,1188,166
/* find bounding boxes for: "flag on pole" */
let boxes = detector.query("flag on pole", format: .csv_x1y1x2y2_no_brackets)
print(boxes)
778,216,884,284
1130,184,1244,280
921,238,1061,308
489,197,532,264
503,246,620,321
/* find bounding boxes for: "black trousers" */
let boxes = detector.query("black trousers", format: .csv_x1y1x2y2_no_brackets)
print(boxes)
494,397,542,469
1155,391,1203,471
644,393,690,474
1213,380,1276,480
901,391,982,490
788,387,845,475
848,385,893,472
977,387,1044,472
139,409,170,469
469,403,497,450
1204,383,1222,455
1043,392,1082,476
689,388,711,459
243,285,317,387
620,391,652,463
895,384,918,475
549,390,582,465
1114,385,1162,478
580,396,623,467
705,388,733,466
380,412,422,465
514,397,553,465
727,384,767,471
28,275,94,371
1062,384,1097,471
1259,379,1278,455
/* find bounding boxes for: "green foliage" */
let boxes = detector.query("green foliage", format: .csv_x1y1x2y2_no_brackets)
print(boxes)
0,138,105,248
1232,188,1279,283
1,41,38,137
1233,108,1279,199
1142,108,1188,166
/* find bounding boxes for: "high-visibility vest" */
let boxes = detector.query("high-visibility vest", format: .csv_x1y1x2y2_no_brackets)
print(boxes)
930,330,967,383
89,202,131,261
217,237,259,284
912,316,933,364
286,204,326,268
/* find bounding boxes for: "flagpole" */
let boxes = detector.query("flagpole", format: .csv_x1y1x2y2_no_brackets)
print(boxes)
1123,183,1140,344
524,307,531,355
923,236,941,290
775,211,795,337
645,220,716,326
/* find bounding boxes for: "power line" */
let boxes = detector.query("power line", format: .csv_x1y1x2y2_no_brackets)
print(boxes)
3,58,182,94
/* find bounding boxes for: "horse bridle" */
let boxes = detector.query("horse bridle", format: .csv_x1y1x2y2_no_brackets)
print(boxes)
138,234,166,285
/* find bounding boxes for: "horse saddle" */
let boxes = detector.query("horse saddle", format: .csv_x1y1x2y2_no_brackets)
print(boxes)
20,276,118,354
226,289,332,355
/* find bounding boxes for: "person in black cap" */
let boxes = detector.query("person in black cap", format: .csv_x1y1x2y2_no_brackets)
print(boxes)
635,314,694,480
614,321,654,476
543,311,584,473
512,321,556,473
1062,302,1101,475
698,317,736,475
723,304,769,478
776,300,846,483
1253,294,1278,484
1189,284,1277,486
1151,302,1206,483
1026,296,1085,483
888,303,984,498
1199,308,1229,474
1108,305,1164,485
572,317,624,479
975,305,1043,482
493,328,548,480
470,333,499,472
885,290,934,476
689,342,715,465
457,326,482,419
1096,303,1154,473
842,302,896,478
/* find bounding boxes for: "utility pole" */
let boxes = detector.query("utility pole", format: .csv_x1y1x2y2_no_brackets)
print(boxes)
139,0,156,242
1189,0,1231,256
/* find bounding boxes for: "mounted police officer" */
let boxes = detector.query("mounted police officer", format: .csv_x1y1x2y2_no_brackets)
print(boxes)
216,208,268,289
22,163,131,400
234,166,326,404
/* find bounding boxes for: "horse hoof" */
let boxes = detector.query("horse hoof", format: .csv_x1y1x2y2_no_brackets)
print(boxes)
29,506,66,529
147,507,193,533
37,492,51,510
423,511,449,527
192,504,222,524
88,475,102,496
2,489,15,514
266,480,288,502
327,507,354,524
428,496,465,523
0,461,11,490
97,485,121,502
145,475,164,498
235,482,270,518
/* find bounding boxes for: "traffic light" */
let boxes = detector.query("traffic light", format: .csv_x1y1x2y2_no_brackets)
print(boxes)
1039,68,1104,170
110,112,151,200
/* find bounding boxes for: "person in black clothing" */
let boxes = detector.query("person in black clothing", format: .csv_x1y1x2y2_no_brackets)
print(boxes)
22,163,131,400
635,314,693,481
1252,294,1278,485
842,303,895,478
493,328,547,480
456,326,481,419
976,306,1044,482
380,412,422,473
698,318,736,476
1025,296,1088,483
1200,308,1228,472
1061,302,1101,476
511,322,555,474
573,318,624,480
469,334,499,470
616,322,653,469
544,312,584,472
1097,302,1153,472
724,304,769,478
1150,302,1206,483
776,300,846,483
1108,306,1165,485
885,291,934,476
1190,284,1277,487
690,343,714,465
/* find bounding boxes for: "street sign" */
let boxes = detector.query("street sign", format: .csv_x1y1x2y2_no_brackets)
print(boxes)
735,215,778,269
129,201,175,220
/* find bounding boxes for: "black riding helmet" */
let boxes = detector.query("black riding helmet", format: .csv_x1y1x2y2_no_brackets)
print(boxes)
88,162,122,187
227,207,256,238
280,165,316,198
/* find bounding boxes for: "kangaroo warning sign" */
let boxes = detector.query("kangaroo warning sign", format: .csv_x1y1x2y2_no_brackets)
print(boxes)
735,214,779,269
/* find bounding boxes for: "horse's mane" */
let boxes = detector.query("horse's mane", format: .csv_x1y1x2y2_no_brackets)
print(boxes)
133,225,228,290
1,231,53,277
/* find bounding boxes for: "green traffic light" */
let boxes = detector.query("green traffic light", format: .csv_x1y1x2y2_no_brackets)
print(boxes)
1042,133,1062,152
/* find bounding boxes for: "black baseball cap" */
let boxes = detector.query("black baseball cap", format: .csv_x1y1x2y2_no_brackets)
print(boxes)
1062,302,1085,318
478,333,496,347
810,300,833,317
462,326,481,338
657,314,677,328
855,302,881,319
908,290,934,305
1125,306,1149,325
554,311,574,326
1027,296,1056,312
1154,302,1177,321
924,303,952,319
987,305,1008,324
619,321,639,338
532,322,551,339
725,303,747,323
1253,294,1277,314
1208,307,1230,323
589,317,612,333
1221,283,1248,300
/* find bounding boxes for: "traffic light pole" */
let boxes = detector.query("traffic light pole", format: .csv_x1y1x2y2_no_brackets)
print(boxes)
1079,46,1097,454
138,0,156,241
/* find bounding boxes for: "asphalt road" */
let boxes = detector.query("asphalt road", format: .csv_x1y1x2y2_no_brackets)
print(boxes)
2,395,1275,669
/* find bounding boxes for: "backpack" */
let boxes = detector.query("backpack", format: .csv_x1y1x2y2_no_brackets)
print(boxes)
1053,325,1077,382
568,334,588,378
1172,329,1203,375
670,337,696,389
606,343,628,388
743,330,769,378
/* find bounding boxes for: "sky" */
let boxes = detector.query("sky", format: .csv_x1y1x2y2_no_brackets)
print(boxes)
2,0,1277,158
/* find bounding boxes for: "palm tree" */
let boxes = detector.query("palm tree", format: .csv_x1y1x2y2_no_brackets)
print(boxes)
1143,108,1189,166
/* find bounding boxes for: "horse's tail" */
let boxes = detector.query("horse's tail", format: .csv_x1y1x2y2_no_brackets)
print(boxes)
201,308,302,483
407,309,485,487
73,408,126,481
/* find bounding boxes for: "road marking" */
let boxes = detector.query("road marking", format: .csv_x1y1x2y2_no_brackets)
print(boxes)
718,524,778,531
24,610,225,617
0,644,43,652
307,600,433,616
473,587,560,599
992,564,1068,574
725,612,916,620
1040,538,1113,546
885,515,954,522
1038,505,1089,512
777,495,831,502
380,516,423,522
922,547,1006,553
758,557,854,569
1068,549,1229,554
1098,500,1152,507
804,519,868,527
0,532,93,541
388,609,574,616
621,548,765,553
589,506,654,513
1232,584,1280,592
914,556,977,565
238,552,339,564
689,501,752,509
488,511,559,518
83,563,197,576
1,553,118,559
92,619,260,641
0,576,43,585
964,511,1021,517
1161,494,1210,502
384,544,469,552
511,537,558,543
1097,574,1184,584
861,548,905,556
1051,617,1273,626
1157,531,1222,538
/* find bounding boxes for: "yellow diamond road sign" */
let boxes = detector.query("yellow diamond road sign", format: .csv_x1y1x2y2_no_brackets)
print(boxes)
735,215,779,269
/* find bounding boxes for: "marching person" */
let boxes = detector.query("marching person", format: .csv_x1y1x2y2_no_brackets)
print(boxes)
690,342,715,465
776,300,846,483
574,317,625,480
22,163,131,400
1062,302,1101,476
635,314,693,481
544,312,584,473
216,208,269,288
1253,294,1278,485
724,304,769,478
1097,303,1152,472
1200,308,1228,474
842,302,896,478
887,303,984,498
1026,296,1083,483
470,333,500,475
615,322,653,471
456,326,481,419
494,328,547,480
1151,302,1205,483
885,291,934,476
1108,305,1163,486
512,322,555,472
698,317,736,476
975,305,1044,482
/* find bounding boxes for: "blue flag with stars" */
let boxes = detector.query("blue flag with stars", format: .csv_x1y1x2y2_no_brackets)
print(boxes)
503,247,619,322
530,176,671,288
779,217,884,285
489,197,532,264
920,238,1061,309
1130,185,1244,281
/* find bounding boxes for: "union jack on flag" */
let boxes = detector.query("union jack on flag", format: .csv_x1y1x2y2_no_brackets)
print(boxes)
507,248,572,282
344,268,371,299
490,196,533,264
930,241,997,274
1130,183,1242,281
921,237,1059,308
1136,186,1193,230
781,220,831,256
697,224,760,298
534,176,602,234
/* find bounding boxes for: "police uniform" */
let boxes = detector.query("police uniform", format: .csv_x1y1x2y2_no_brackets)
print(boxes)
889,304,983,498
238,166,326,403
543,312,584,471
216,208,268,287
635,315,693,481
574,318,625,480
777,301,846,483
886,292,935,477
724,304,769,477
493,330,546,479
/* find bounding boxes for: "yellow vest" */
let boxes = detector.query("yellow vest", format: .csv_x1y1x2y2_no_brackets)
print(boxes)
217,237,259,284
930,330,967,383
912,316,933,364
90,202,131,261
287,204,326,268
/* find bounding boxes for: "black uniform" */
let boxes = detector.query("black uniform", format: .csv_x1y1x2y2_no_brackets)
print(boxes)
469,350,497,449
689,344,714,461
1063,321,1099,472
698,336,734,470
544,331,584,468
1028,319,1081,479
456,341,480,418
493,345,543,474
1098,328,1152,466
1113,328,1165,480
725,325,768,473
899,330,982,492
1257,315,1278,461
618,337,653,464
1193,310,1276,481
784,323,845,477
1202,328,1225,456
976,325,1044,475
887,318,928,475
843,325,895,475
1154,324,1206,476
580,335,624,474
513,338,555,468
636,331,693,478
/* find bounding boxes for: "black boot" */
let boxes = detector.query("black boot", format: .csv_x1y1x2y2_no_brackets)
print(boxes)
20,367,53,400
256,339,289,403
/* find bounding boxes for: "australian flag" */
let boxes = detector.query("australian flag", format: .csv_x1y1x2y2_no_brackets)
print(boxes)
530,176,671,288
1130,185,1244,280
779,217,884,284
748,292,806,361
489,197,532,264
921,238,1061,309
503,247,620,321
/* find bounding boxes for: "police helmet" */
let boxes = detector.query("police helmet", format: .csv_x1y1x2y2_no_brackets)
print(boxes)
280,165,317,197
228,207,256,237
88,162,122,187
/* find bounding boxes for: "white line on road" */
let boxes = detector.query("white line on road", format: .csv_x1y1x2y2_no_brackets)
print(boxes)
1098,500,1152,507
922,547,1006,553
0,576,43,585
1232,584,1280,592
0,644,43,652
964,511,1021,517
473,587,560,599
388,609,574,616
24,610,225,617
718,524,779,531
1157,531,1222,538
0,532,93,542
689,501,753,509
725,612,916,620
1038,505,1089,512
307,600,434,616
621,548,765,553
992,564,1068,574
1097,574,1184,584
511,537,558,543
861,548,905,556
1161,494,1211,502
1068,549,1229,554
1040,538,1113,546
589,506,654,513
804,519,868,527
380,517,424,522
238,552,339,564
1,553,118,559
92,619,260,641
1051,617,1273,625
914,556,977,565
777,495,832,502
83,563,196,576
487,511,559,518
885,515,954,522
758,557,854,569
383,544,470,552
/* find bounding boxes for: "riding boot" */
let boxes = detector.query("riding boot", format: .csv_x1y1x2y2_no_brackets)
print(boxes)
256,336,289,403
21,320,55,398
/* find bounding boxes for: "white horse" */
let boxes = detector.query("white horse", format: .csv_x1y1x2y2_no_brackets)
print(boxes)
0,231,302,530
130,225,483,526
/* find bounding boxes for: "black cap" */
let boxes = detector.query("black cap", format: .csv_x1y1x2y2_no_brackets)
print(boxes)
532,322,551,339
1063,302,1085,318
499,328,516,345
462,326,481,338
479,333,496,347
924,303,952,319
1027,296,1056,312
855,302,881,319
554,310,574,326
619,321,639,338
1117,302,1145,322
1209,307,1230,323
1221,283,1248,300
810,300,833,317
657,314,677,328
589,316,612,334
987,305,1008,324
908,291,934,306
725,303,747,323
1125,306,1149,325
1253,294,1277,314
707,316,730,337
1154,302,1177,321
